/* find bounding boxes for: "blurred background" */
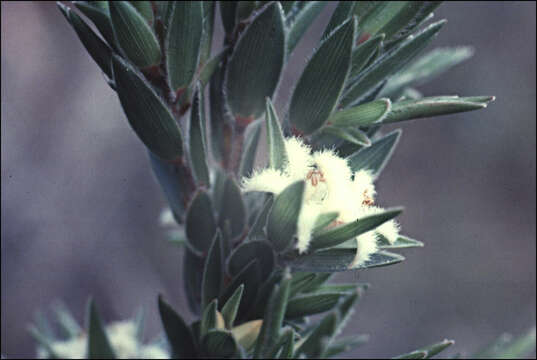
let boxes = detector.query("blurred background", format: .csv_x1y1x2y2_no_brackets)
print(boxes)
1,1,535,358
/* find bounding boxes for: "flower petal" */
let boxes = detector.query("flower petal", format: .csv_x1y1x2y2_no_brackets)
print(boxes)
284,137,314,181
242,168,291,195
349,231,378,268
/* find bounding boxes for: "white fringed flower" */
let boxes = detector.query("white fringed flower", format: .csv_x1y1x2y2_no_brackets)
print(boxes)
242,137,400,267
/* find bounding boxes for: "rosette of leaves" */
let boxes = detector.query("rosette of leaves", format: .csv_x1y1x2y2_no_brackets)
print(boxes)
51,1,518,359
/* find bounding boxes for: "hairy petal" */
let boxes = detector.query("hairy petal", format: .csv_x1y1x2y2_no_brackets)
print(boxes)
242,168,291,195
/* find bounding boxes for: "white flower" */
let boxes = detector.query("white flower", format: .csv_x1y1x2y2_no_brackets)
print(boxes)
242,137,400,267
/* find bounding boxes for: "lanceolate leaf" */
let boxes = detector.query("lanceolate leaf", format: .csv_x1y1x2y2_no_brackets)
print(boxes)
199,49,226,88
328,98,391,127
309,208,403,251
322,1,355,39
189,85,210,186
219,259,261,319
130,1,153,24
158,296,197,358
86,299,116,359
57,3,113,79
383,96,493,123
186,190,217,253
286,293,344,318
183,247,205,315
166,1,203,92
349,34,385,79
218,176,246,239
248,196,274,241
74,1,117,49
112,56,183,160
289,18,355,134
347,129,402,176
265,99,288,171
287,2,328,54
295,311,339,357
313,212,340,233
200,2,216,64
201,300,219,338
378,235,424,249
226,2,285,120
219,1,238,39
324,335,370,357
320,126,371,147
109,1,161,68
267,181,305,252
202,330,238,358
342,20,446,107
239,119,263,178
384,2,443,45
393,339,455,359
221,284,244,329
202,232,224,310
227,241,275,281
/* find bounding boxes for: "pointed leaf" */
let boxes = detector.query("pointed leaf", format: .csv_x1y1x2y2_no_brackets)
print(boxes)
219,2,238,38
267,181,305,252
347,129,401,176
325,335,370,357
239,119,263,178
86,299,116,359
322,1,355,39
199,49,226,88
57,3,113,79
158,296,197,358
183,246,204,315
394,339,455,359
186,190,217,253
112,56,183,160
254,268,292,358
201,300,219,338
219,259,261,319
378,235,424,249
200,2,216,64
109,1,161,68
74,1,117,49
383,96,493,123
289,18,355,134
166,1,203,91
189,84,210,186
265,99,288,170
295,311,338,357
209,64,228,164
301,273,332,293
276,327,296,358
349,34,385,79
289,272,317,297
287,2,328,54
227,241,275,281
221,284,244,329
231,319,263,350
328,98,391,127
202,232,224,310
286,293,343,318
218,176,246,239
310,208,403,250
289,248,405,272
383,2,443,45
226,2,285,120
202,330,238,358
248,196,274,240
320,126,371,147
130,1,153,24
342,20,446,107
313,212,340,233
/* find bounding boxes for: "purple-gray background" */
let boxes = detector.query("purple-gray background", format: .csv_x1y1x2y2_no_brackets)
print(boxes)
2,1,535,358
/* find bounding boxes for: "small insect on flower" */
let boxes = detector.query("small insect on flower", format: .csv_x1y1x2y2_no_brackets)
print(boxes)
241,137,400,267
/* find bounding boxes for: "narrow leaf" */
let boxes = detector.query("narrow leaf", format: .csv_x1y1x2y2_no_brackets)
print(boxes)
321,126,371,147
200,2,216,64
239,119,263,178
186,190,217,253
267,181,305,252
189,84,210,186
112,56,183,160
74,1,117,49
166,1,203,91
231,319,263,350
347,129,401,176
328,98,391,127
202,330,238,358
378,235,424,249
349,34,385,79
393,339,455,359
313,212,340,233
289,17,355,134
221,284,244,329
219,259,261,320
265,99,288,171
86,299,116,359
109,1,161,68
287,2,328,54
227,241,275,281
183,247,204,314
219,2,238,39
324,335,370,357
295,311,338,357
130,1,153,24
286,292,343,318
199,49,226,88
201,300,219,338
158,296,197,358
248,196,274,241
218,176,246,239
322,1,355,39
202,232,224,310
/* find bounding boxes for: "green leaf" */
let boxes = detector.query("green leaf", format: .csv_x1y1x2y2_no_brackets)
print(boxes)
202,232,224,310
74,1,117,50
289,272,317,297
227,241,275,281
221,284,244,329
158,296,197,358
342,20,446,107
322,1,355,39
130,1,153,24
239,119,263,178
112,56,183,160
273,327,296,358
313,212,340,233
314,283,364,294
186,190,217,253
383,96,493,123
57,3,113,79
109,1,161,68
287,2,328,54
477,328,536,359
288,249,405,272
52,302,82,338
328,98,391,127
219,2,238,39
201,299,219,338
218,176,246,239
289,17,355,134
231,319,263,350
219,259,261,320
209,64,229,164
183,246,204,315
200,2,216,64
347,129,401,176
189,84,210,186
349,33,385,79
324,335,370,357
199,49,226,88
281,1,296,15
378,235,424,249
393,339,455,359
202,330,238,358
28,326,60,359
237,1,257,21
300,273,332,293
226,2,285,121
267,181,305,252
248,196,274,241
254,268,292,358
320,126,371,147
380,47,474,97
265,98,288,171
383,2,443,45
166,1,203,92
286,292,343,318
295,311,338,358
86,299,116,359
309,208,403,251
